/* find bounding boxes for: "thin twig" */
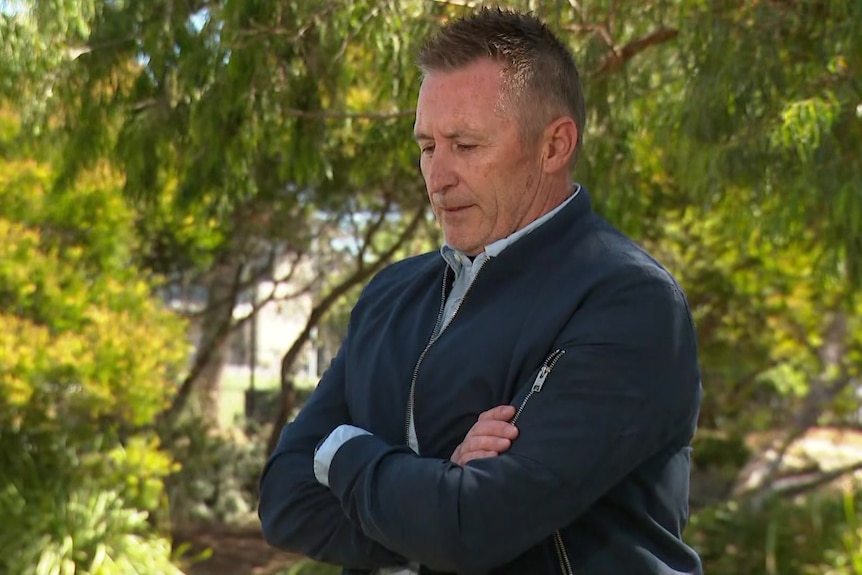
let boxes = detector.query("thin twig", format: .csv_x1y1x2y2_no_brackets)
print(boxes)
282,107,415,120
591,27,679,78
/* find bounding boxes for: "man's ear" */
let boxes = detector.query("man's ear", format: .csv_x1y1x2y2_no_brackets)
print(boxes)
541,116,578,174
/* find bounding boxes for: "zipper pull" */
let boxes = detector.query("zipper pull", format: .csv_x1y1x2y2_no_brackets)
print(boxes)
532,365,551,392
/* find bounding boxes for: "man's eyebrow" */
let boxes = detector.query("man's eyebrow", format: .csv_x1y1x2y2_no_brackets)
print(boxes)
413,130,478,141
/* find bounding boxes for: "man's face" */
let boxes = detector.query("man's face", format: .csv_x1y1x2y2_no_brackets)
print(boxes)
414,59,544,256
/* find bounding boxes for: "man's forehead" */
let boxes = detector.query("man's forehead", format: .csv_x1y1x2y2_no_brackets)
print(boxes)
413,103,513,140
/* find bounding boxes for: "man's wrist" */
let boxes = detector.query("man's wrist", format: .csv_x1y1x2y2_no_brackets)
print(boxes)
313,424,371,487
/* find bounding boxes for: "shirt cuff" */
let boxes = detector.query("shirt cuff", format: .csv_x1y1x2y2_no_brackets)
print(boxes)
314,424,372,487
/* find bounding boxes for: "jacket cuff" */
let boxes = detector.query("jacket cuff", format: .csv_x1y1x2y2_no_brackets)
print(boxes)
327,434,405,509
313,424,371,487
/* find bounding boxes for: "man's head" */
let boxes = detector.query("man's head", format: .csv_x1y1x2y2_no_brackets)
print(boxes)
414,9,585,256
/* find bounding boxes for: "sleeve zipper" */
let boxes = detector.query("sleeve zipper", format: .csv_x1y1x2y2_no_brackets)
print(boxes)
508,347,574,575
510,349,566,425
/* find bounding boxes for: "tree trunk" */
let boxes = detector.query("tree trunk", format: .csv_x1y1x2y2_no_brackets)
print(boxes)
161,249,244,428
193,255,243,424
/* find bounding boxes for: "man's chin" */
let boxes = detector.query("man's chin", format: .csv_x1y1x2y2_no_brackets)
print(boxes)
444,237,483,257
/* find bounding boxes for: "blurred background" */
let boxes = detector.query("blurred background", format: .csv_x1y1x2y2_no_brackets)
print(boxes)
0,0,860,573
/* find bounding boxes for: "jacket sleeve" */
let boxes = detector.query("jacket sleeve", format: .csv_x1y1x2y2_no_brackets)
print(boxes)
257,323,406,569
323,274,702,573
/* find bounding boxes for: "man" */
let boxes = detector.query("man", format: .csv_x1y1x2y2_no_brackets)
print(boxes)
259,8,702,575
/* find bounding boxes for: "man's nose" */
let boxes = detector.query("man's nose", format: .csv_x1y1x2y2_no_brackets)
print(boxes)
424,148,458,194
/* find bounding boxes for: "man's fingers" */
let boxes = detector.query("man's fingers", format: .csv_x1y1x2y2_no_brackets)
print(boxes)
478,404,517,422
452,435,513,465
457,418,519,457
450,446,464,465
451,406,520,465
461,436,512,454
470,419,519,440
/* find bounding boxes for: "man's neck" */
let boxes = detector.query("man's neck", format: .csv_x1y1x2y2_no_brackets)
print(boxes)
440,184,580,266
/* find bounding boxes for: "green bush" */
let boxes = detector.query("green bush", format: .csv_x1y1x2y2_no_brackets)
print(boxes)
689,488,862,575
163,413,266,526
819,492,862,575
0,465,182,574
0,125,189,573
0,430,184,574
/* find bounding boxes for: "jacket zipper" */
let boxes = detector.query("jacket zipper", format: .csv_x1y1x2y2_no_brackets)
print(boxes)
553,531,574,575
509,349,573,575
403,266,449,446
404,260,488,446
401,261,487,574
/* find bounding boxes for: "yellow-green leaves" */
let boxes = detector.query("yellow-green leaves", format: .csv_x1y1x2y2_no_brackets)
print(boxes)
771,92,843,161
0,119,188,574
0,156,186,433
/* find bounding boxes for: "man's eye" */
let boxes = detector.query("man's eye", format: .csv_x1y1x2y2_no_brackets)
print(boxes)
456,144,477,152
420,145,435,155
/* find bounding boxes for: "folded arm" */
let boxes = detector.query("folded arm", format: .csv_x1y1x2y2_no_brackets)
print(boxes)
320,277,701,573
258,330,406,569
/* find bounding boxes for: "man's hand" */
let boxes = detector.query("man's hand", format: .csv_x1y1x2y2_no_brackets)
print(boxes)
450,405,519,466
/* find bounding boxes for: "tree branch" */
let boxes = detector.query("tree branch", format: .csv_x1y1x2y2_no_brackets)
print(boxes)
741,312,851,499
266,203,428,454
428,0,481,7
174,246,287,319
357,198,393,264
282,107,415,120
742,459,862,506
608,0,618,40
591,27,679,78
726,359,782,403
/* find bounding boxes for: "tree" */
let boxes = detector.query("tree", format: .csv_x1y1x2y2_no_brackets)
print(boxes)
669,0,862,283
2,0,440,425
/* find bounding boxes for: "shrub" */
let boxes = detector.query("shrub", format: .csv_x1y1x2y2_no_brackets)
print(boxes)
688,487,862,575
162,413,267,526
0,132,189,573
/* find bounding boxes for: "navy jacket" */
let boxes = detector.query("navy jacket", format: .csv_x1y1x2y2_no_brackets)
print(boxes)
259,188,703,574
